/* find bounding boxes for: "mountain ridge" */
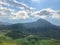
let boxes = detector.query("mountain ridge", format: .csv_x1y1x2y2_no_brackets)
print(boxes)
0,19,60,39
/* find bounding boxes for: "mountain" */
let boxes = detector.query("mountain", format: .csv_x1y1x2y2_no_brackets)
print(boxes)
0,21,11,25
0,19,60,39
8,19,54,28
0,19,60,30
2,19,60,32
0,21,12,30
23,19,54,28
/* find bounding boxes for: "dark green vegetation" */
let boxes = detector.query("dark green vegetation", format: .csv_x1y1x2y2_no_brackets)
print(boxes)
0,19,60,45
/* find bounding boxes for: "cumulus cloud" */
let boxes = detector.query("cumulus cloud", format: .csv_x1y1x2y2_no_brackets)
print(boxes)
0,0,60,22
11,11,29,19
0,6,29,19
0,0,34,11
0,0,34,20
31,8,60,19
52,14,60,19
0,4,15,18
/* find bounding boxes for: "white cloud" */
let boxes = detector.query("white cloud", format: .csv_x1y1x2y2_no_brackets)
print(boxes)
0,7,29,19
0,7,14,17
52,14,60,19
31,0,40,2
0,0,60,22
31,0,44,3
31,8,60,19
0,6,60,20
0,0,34,11
11,11,29,19
0,0,34,20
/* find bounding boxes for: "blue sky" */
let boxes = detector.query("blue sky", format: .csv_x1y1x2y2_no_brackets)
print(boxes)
16,0,60,10
0,0,60,26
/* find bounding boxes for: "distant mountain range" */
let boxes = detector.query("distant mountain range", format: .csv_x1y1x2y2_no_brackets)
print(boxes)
0,19,60,31
0,21,11,25
0,19,60,30
4,19,60,29
0,19,60,39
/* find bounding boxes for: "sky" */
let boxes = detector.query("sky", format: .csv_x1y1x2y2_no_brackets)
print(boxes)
0,0,60,26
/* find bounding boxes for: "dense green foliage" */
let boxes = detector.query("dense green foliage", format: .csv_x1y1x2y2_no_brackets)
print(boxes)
0,31,60,45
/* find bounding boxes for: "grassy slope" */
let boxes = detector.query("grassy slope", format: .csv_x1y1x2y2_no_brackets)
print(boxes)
0,31,60,45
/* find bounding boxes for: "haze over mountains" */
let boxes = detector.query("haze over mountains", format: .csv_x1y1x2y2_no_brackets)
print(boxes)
0,19,60,39
0,19,60,29
0,21,11,25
